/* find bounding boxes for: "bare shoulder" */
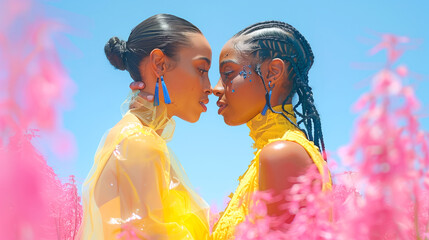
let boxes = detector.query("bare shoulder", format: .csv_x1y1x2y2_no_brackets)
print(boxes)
259,140,313,173
258,140,315,217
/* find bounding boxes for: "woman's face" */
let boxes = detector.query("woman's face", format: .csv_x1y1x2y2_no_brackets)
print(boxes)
213,39,267,126
163,33,212,123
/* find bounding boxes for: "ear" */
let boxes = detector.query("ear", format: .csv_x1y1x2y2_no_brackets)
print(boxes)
266,58,286,87
149,49,167,77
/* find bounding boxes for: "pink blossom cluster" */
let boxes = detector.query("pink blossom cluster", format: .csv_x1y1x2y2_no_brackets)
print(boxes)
235,34,429,240
0,0,81,239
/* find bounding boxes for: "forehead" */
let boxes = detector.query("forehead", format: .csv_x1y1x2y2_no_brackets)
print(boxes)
219,37,252,66
180,33,212,60
220,38,243,60
219,39,237,60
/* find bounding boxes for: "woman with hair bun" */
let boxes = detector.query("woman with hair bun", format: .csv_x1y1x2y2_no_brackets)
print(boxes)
79,14,212,240
131,20,332,239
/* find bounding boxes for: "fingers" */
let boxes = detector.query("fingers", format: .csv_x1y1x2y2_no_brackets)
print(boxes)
129,81,145,90
129,81,153,102
138,91,154,102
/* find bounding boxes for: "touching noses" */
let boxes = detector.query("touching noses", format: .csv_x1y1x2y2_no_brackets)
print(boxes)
203,77,212,95
212,78,224,97
204,88,212,95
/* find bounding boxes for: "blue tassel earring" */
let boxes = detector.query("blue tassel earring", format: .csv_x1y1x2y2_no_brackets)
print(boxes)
153,76,171,106
154,78,160,106
160,76,171,104
262,81,274,116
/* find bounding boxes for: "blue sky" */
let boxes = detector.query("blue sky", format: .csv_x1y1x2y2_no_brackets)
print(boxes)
44,0,429,206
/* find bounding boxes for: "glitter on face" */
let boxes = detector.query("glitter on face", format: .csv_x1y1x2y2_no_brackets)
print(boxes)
239,65,253,80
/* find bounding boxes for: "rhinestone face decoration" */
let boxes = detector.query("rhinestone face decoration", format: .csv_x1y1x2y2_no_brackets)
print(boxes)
239,65,253,82
231,65,254,93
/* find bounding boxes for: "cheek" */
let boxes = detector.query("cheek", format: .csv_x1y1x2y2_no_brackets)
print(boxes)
223,77,266,123
227,78,262,105
169,69,201,100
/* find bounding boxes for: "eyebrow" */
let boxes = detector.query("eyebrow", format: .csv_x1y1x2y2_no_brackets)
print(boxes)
194,56,211,65
219,59,238,69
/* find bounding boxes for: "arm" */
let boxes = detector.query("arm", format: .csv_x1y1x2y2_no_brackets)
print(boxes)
113,133,173,238
92,132,169,239
117,135,166,217
115,133,167,220
259,140,313,222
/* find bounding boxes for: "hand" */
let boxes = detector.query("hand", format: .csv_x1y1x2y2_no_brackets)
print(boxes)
130,81,154,102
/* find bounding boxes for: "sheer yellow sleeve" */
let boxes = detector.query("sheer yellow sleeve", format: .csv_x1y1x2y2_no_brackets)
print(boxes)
79,93,209,240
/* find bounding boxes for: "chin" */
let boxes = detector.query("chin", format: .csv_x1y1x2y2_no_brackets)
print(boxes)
223,114,245,126
179,112,201,123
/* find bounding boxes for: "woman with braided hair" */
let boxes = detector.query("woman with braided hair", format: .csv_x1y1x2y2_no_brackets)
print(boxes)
210,21,332,239
79,14,213,239
131,20,332,238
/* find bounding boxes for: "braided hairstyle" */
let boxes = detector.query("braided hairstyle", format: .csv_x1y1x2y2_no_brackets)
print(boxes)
104,14,201,82
233,21,326,160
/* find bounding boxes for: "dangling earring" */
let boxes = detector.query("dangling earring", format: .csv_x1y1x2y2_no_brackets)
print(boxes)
153,76,172,106
262,80,274,116
154,77,160,106
160,76,171,104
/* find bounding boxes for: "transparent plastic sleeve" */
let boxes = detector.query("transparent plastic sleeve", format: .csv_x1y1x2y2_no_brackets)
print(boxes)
78,92,209,239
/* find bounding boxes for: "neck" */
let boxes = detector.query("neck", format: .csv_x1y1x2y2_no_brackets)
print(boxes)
128,94,175,141
247,105,298,149
270,88,292,107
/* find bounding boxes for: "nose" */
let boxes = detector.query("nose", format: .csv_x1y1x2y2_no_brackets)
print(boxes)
204,88,212,95
203,76,212,95
212,78,224,97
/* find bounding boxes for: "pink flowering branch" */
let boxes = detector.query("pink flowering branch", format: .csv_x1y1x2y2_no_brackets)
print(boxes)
0,0,81,239
234,33,429,240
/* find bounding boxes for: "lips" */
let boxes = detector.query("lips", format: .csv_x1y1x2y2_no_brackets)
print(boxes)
217,100,228,115
199,98,209,112
218,105,227,115
199,102,207,112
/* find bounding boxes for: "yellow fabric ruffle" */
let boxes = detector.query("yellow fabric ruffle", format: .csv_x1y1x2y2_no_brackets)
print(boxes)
211,105,332,240
78,92,210,239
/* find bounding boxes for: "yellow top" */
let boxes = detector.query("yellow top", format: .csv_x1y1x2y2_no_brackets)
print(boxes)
78,93,210,240
211,105,332,240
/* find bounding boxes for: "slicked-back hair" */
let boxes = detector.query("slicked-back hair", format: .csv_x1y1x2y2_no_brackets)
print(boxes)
105,14,202,82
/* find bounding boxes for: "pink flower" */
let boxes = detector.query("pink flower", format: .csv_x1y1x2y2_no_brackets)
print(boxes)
0,0,81,239
233,32,429,240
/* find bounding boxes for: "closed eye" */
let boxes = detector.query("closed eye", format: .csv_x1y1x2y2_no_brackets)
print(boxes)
222,70,233,78
199,68,209,74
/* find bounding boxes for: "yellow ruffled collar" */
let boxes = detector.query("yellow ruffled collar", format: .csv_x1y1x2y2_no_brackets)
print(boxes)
246,105,298,150
121,91,175,142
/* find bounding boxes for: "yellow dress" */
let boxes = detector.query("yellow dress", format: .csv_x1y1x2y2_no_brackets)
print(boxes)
211,105,332,240
78,93,210,239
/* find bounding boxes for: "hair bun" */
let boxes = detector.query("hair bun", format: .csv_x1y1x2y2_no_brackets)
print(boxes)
104,37,128,70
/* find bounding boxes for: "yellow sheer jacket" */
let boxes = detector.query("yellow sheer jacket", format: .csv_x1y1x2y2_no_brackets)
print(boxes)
211,105,332,240
78,94,210,239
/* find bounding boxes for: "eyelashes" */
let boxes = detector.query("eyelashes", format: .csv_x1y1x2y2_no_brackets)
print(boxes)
199,68,209,74
221,71,234,86
222,70,234,79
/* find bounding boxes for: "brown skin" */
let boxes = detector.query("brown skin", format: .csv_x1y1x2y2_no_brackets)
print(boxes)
95,33,212,216
131,32,212,123
213,38,293,126
213,37,313,220
133,36,315,220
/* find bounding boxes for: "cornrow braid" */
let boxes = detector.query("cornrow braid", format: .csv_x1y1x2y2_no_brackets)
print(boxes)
234,21,326,160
